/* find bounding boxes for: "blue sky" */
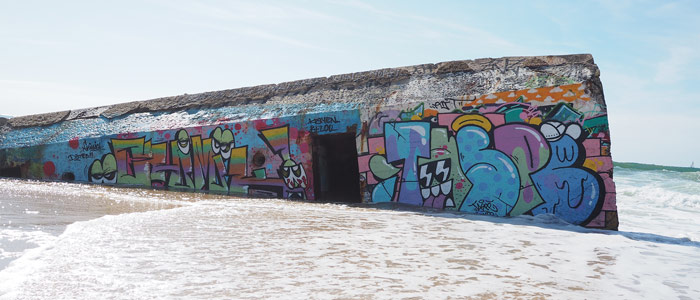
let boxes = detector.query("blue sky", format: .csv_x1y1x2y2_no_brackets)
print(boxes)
1,0,699,167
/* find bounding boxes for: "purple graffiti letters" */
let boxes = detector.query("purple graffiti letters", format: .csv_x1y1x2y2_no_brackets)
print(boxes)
493,124,550,216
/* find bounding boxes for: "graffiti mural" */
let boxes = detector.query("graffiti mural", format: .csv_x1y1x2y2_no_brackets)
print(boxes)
95,122,315,198
0,81,615,229
6,110,355,202
358,83,616,228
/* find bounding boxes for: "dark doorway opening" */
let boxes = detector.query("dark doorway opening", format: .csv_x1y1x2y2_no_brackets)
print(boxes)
0,167,21,178
312,132,361,203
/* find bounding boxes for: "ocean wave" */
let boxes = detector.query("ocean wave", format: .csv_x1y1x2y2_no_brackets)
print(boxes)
615,162,700,174
0,178,197,208
614,231,699,248
617,183,700,212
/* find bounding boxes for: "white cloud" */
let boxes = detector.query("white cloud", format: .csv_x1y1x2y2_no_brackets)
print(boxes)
654,46,697,84
160,0,346,24
592,0,636,20
647,1,682,18
178,20,327,50
327,0,519,51
4,37,66,47
154,0,350,51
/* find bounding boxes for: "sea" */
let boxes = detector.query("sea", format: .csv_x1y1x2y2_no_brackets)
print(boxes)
0,164,698,299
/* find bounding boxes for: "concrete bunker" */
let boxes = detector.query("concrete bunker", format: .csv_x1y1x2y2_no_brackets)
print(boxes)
0,54,618,230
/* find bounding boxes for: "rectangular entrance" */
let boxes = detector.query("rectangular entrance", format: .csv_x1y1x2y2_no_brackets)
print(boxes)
0,166,21,178
312,132,361,203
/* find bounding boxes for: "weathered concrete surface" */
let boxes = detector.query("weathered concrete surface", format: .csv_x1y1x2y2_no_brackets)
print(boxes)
7,110,70,128
2,54,600,129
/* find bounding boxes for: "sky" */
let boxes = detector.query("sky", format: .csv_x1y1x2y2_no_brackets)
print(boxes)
1,0,699,167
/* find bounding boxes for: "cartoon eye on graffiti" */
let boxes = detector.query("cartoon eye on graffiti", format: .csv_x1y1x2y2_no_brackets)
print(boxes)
539,121,584,164
539,121,582,142
88,153,117,184
176,129,190,155
210,127,235,159
418,158,455,208
278,160,307,189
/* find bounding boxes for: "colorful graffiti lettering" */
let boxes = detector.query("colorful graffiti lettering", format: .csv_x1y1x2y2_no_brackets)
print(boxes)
71,114,326,200
452,115,520,216
358,83,615,227
100,125,297,198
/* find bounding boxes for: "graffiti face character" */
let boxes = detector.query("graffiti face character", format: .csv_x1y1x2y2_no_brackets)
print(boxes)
279,159,307,190
176,129,190,155
418,158,455,209
278,159,307,199
417,128,470,210
89,154,117,184
210,127,235,159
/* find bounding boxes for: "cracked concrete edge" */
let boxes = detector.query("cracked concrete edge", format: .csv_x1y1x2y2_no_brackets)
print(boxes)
7,110,71,128
3,54,597,129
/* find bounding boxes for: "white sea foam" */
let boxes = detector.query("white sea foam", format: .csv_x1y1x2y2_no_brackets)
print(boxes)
0,167,699,299
0,230,57,297
0,228,55,272
615,167,700,242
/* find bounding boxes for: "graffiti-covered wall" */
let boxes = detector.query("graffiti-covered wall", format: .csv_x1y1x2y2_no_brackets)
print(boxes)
357,83,616,228
0,110,361,200
0,54,617,229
